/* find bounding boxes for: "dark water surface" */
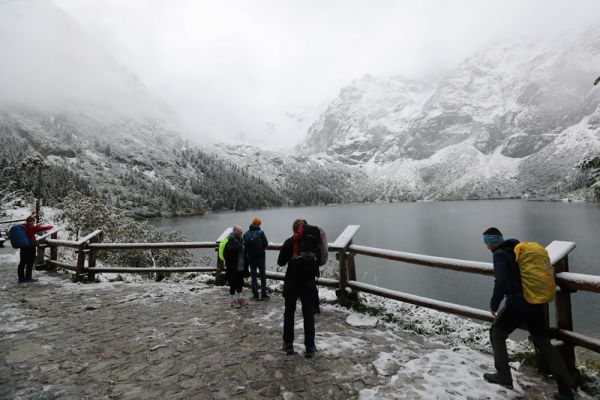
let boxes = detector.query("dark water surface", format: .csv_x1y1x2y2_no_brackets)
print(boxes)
150,200,600,337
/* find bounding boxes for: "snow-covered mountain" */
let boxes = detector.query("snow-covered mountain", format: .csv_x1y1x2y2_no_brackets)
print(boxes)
1,0,599,216
298,27,600,200
0,0,285,216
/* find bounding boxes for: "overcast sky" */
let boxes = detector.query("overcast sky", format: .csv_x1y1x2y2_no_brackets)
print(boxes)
4,0,600,150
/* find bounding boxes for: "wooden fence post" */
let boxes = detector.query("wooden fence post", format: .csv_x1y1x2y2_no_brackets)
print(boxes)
75,244,86,282
337,249,350,306
347,240,357,282
87,233,101,281
331,225,361,307
35,242,47,270
553,255,578,378
49,232,58,268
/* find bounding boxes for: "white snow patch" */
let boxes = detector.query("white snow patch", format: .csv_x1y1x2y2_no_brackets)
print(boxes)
360,347,528,400
317,332,370,358
346,313,379,328
0,304,39,333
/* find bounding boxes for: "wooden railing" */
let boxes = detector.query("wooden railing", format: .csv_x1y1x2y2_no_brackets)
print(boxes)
32,224,600,370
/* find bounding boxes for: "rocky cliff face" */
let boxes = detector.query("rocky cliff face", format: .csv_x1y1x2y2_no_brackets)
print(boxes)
297,26,600,200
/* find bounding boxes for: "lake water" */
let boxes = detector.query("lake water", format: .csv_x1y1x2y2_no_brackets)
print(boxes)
150,200,600,338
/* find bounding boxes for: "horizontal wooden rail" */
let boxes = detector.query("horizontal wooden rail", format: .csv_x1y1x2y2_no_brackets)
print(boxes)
555,272,600,293
48,260,78,271
89,242,217,250
46,239,81,249
0,218,27,224
555,329,600,354
264,271,339,288
350,245,494,276
348,280,494,322
87,267,217,273
266,243,283,251
265,271,285,280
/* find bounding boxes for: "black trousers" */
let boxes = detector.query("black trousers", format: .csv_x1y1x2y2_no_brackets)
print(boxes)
283,279,316,350
18,247,36,282
490,296,571,394
227,270,244,295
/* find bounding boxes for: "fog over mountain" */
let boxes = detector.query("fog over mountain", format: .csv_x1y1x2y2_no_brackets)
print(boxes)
1,0,599,216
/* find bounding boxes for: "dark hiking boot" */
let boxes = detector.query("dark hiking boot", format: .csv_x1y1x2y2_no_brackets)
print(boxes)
304,346,317,358
26,278,38,282
553,392,574,400
252,294,260,301
261,294,270,300
483,373,513,389
282,343,295,356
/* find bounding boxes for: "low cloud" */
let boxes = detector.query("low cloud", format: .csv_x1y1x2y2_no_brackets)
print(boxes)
2,0,599,149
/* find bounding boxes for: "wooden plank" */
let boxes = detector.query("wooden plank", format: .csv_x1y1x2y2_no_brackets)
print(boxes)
0,218,27,224
264,271,339,288
37,227,63,241
89,242,217,250
266,243,283,251
87,267,217,273
555,272,600,293
546,241,576,265
76,230,103,245
330,225,360,250
350,244,494,276
349,280,494,322
46,239,81,249
48,260,78,271
556,329,600,353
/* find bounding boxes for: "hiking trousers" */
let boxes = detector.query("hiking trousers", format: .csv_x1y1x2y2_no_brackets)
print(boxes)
18,247,36,282
282,279,316,350
227,270,244,295
490,297,572,394
248,254,267,297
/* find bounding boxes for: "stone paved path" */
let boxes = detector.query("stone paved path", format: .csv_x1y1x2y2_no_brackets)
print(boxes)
0,247,591,400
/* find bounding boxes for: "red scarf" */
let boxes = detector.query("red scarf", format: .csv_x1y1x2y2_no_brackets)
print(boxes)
292,224,304,257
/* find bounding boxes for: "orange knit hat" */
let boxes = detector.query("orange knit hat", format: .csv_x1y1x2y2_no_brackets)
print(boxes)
252,217,262,226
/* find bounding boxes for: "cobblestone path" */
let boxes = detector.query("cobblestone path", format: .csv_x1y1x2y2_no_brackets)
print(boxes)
0,247,588,400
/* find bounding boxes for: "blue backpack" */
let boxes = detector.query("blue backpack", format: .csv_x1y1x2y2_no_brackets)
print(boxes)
8,224,32,249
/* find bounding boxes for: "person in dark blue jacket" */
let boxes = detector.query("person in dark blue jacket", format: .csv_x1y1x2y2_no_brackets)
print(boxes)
482,227,574,400
243,217,269,300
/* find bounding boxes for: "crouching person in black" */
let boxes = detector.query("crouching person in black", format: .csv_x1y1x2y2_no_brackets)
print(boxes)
278,219,318,358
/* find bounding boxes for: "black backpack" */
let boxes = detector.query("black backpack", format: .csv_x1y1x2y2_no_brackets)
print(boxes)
286,223,327,281
301,224,328,266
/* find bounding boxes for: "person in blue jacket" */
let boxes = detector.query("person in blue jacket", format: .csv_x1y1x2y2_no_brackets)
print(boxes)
243,217,269,300
482,227,574,400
